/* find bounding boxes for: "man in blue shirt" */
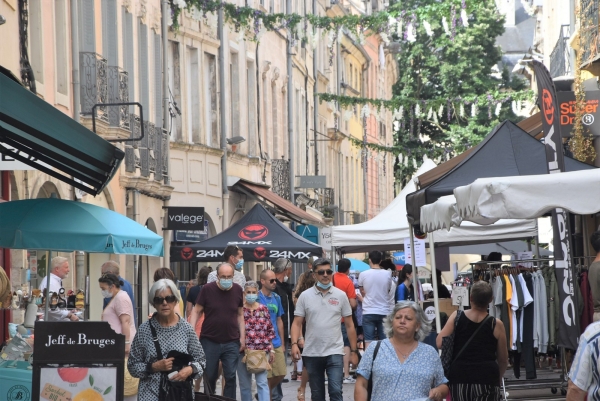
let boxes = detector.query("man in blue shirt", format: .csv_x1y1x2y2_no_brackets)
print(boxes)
259,269,285,397
101,261,136,324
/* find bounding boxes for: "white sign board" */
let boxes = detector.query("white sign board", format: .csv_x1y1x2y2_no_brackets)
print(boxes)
517,251,534,267
320,227,332,251
0,144,51,170
452,286,470,307
403,237,426,266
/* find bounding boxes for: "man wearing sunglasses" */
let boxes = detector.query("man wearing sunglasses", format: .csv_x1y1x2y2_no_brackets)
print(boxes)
291,258,358,401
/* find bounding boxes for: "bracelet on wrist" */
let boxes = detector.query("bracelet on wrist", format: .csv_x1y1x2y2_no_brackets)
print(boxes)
291,342,298,346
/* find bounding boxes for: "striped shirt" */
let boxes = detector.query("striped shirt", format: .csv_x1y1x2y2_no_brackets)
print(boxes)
569,321,600,400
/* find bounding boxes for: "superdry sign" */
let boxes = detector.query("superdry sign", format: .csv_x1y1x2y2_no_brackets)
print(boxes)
170,204,323,263
557,91,600,136
165,207,205,230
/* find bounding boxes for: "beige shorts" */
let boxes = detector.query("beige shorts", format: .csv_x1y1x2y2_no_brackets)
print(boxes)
594,312,600,322
267,346,286,378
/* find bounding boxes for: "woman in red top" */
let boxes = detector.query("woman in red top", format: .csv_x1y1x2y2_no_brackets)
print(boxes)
239,281,276,401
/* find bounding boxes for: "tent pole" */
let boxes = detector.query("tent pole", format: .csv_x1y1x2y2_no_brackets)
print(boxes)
44,251,52,321
409,227,419,299
428,233,441,333
331,246,337,268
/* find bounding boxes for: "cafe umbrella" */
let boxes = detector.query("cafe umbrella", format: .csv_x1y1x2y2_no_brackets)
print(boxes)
0,198,164,319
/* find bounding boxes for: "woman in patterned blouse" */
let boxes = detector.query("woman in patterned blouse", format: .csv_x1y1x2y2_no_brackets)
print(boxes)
239,281,276,401
128,279,206,400
354,301,448,401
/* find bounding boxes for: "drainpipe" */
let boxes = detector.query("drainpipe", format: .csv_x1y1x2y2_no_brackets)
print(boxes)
312,0,318,176
70,0,80,122
131,189,140,325
218,7,229,230
287,0,295,204
569,0,576,74
362,61,369,219
161,0,171,265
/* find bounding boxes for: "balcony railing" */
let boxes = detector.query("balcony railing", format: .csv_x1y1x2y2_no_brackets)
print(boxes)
80,52,108,122
271,157,290,200
124,114,168,183
550,25,571,78
581,0,600,68
107,66,130,130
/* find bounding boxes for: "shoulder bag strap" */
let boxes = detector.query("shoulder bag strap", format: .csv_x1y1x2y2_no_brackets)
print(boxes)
367,341,382,401
148,319,164,361
451,314,492,366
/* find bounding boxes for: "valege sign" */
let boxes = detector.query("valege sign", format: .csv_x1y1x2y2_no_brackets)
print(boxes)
165,206,205,230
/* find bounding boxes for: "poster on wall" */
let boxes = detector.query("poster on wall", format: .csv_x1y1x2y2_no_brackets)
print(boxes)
40,367,117,401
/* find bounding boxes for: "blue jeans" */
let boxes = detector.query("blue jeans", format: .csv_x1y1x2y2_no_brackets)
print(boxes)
362,314,386,342
200,337,240,399
303,354,344,401
271,383,283,401
237,357,269,401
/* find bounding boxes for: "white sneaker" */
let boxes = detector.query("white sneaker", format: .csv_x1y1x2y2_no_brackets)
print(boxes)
343,376,356,384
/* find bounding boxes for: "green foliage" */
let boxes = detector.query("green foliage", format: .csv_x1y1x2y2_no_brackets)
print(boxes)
392,0,528,185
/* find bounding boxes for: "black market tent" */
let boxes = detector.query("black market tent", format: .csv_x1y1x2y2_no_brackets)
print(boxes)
171,204,323,262
406,120,595,226
0,66,124,195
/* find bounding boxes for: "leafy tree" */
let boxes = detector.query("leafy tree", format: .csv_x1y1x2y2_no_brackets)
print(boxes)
391,0,528,185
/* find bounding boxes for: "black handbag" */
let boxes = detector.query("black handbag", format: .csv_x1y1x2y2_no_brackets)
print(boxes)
194,374,236,401
149,321,194,401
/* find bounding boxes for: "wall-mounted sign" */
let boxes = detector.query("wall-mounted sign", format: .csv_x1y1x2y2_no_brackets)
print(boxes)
319,227,332,251
165,206,205,230
298,175,327,189
175,229,208,243
557,91,600,136
0,145,52,171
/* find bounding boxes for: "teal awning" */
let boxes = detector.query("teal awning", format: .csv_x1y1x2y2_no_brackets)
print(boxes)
0,66,124,195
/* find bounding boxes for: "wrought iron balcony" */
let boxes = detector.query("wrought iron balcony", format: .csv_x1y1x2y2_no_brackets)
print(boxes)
107,66,130,130
271,157,290,200
550,25,571,78
323,187,335,207
124,114,168,183
581,0,600,68
80,52,108,122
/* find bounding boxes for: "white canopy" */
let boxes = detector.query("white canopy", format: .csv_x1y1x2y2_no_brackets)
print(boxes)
420,195,498,233
453,168,600,222
331,160,539,252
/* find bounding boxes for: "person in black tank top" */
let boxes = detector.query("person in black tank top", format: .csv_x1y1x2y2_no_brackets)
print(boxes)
436,282,509,401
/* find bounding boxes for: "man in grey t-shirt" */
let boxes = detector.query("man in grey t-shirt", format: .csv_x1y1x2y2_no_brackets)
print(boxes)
291,258,358,401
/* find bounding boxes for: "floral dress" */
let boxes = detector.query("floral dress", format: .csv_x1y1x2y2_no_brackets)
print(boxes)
244,304,276,352
356,340,447,401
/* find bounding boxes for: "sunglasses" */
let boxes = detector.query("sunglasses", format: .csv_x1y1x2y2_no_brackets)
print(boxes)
315,269,334,276
267,279,277,284
153,295,178,304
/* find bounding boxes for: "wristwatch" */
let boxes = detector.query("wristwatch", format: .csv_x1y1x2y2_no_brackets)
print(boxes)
350,349,358,353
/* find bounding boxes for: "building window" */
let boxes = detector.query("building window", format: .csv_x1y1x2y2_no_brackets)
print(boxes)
138,20,150,120
54,0,68,96
102,0,118,66
168,41,182,141
203,52,218,147
29,0,44,85
247,61,257,156
187,47,200,143
271,83,279,159
230,52,240,140
122,7,135,106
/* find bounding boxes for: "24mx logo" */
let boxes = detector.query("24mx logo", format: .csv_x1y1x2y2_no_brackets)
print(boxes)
195,250,224,258
269,250,311,259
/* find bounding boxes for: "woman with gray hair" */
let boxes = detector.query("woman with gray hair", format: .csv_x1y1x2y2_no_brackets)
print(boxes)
238,281,275,401
128,279,206,400
354,301,448,401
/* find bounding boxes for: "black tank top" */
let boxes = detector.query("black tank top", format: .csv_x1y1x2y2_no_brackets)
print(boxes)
447,312,499,386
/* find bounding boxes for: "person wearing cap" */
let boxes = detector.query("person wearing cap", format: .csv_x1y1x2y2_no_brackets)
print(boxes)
291,258,358,401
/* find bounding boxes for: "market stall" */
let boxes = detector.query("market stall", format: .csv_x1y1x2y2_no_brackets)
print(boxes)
0,198,164,401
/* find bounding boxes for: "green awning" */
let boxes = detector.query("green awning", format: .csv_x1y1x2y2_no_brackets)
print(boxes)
0,66,124,196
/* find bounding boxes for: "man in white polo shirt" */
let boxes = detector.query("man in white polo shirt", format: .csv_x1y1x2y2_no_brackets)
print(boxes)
291,258,358,401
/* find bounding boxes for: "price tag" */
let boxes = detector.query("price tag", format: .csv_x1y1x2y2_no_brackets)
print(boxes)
452,286,470,307
41,383,72,401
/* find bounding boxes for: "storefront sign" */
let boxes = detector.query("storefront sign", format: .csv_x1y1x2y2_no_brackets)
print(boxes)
557,91,600,136
403,237,426,267
298,175,327,188
165,206,205,230
392,252,405,268
319,227,332,250
175,229,208,242
0,145,51,170
32,322,124,401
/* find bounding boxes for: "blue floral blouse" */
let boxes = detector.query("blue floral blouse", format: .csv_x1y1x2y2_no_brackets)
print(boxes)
356,339,447,401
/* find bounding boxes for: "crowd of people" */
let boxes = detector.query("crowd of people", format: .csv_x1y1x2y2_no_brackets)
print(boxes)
38,244,561,401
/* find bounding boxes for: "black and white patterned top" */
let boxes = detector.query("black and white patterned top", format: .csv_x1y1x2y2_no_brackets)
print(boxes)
128,316,206,400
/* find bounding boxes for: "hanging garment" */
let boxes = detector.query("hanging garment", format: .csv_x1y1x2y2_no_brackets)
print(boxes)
522,273,537,379
534,270,549,353
508,274,519,351
532,272,539,348
581,271,594,332
493,276,503,319
499,274,510,352
513,274,524,352
517,273,533,345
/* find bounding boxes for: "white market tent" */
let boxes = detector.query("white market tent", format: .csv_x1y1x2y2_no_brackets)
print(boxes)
331,160,539,253
420,168,600,231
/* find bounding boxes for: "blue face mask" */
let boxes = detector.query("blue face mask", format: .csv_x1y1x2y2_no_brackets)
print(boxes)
245,294,258,304
235,259,244,271
220,278,233,289
316,281,332,290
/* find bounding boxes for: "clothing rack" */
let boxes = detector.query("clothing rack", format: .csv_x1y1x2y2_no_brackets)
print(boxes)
465,257,567,397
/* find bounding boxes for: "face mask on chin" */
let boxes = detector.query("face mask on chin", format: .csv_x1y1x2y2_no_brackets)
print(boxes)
316,281,332,290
